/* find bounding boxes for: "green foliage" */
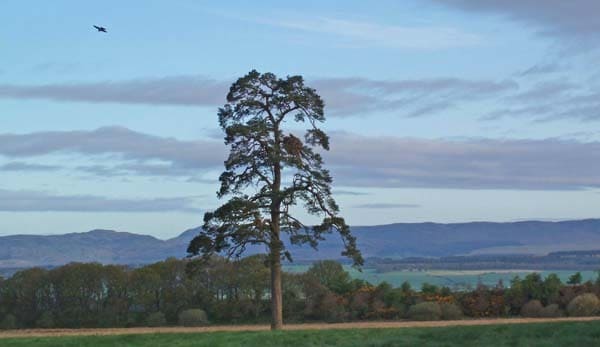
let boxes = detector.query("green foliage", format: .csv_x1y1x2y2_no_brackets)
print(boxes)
522,273,544,301
420,283,439,295
567,293,600,316
303,277,348,322
146,312,167,327
5,267,50,327
568,272,583,285
505,273,564,314
50,263,116,328
306,260,352,295
3,258,600,329
380,281,415,317
520,300,544,318
188,70,362,266
540,304,563,318
0,314,17,330
460,286,506,317
178,309,208,327
281,272,306,322
439,286,452,297
542,273,562,305
504,276,526,314
35,312,55,329
407,302,442,321
440,303,463,320
187,70,362,328
317,292,348,322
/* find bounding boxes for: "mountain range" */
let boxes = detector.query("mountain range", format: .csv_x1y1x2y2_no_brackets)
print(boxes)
2,219,600,269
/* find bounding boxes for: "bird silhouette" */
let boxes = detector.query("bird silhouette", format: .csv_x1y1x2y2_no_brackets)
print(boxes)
93,25,107,33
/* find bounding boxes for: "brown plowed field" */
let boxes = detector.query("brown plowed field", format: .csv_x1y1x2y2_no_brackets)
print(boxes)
2,317,600,339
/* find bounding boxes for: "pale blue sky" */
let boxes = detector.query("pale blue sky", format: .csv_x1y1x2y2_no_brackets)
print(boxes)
2,0,600,238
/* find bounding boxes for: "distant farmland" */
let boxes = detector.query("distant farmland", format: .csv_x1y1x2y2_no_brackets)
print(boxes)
284,265,597,289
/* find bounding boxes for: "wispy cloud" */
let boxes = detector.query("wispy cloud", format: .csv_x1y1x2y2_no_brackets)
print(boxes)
0,126,225,171
354,203,420,209
313,77,518,117
430,0,600,45
333,190,370,196
3,127,600,191
256,16,481,50
510,79,577,102
518,63,562,77
0,76,518,118
0,161,60,172
0,76,228,107
0,189,199,213
481,78,600,122
327,132,600,190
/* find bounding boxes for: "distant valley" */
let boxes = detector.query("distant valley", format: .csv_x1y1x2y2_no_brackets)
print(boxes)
2,219,600,272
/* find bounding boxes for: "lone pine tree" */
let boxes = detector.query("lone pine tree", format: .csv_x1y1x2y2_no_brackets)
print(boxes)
188,70,362,330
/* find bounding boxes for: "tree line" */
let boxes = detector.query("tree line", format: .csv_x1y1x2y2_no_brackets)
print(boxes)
1,257,600,329
370,253,600,272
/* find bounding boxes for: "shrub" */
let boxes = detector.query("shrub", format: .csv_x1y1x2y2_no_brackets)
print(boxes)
567,293,600,317
304,280,348,322
178,309,208,327
125,315,140,328
36,312,55,328
520,300,544,318
540,304,563,318
460,288,506,317
320,292,348,322
366,307,401,320
146,312,167,327
407,302,442,321
568,272,583,285
306,260,353,295
440,303,463,320
0,314,17,330
348,289,371,320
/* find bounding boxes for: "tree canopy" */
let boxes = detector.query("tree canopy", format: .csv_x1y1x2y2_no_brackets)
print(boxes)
188,70,361,265
187,70,362,329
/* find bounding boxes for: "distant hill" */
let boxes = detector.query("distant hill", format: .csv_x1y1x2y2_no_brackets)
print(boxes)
2,219,600,269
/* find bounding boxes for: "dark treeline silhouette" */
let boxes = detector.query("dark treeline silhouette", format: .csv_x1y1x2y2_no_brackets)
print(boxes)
1,257,600,329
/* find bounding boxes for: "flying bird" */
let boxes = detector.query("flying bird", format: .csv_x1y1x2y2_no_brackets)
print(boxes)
93,25,107,33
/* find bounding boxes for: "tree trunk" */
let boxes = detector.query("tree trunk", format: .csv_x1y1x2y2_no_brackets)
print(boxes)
270,120,284,330
269,246,283,330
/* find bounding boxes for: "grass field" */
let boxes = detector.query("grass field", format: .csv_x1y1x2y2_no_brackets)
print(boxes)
3,321,600,346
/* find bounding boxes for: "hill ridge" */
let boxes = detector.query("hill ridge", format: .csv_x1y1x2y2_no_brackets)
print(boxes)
2,218,600,269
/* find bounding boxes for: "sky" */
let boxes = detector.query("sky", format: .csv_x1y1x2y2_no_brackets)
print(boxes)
2,0,600,238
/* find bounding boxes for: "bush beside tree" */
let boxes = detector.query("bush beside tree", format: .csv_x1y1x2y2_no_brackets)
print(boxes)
35,312,55,328
567,293,600,316
440,303,464,320
520,300,544,318
146,312,167,327
0,314,17,330
407,302,442,321
178,309,208,327
540,304,562,318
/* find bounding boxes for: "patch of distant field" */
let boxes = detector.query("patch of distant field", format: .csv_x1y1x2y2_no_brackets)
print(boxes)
4,321,600,346
284,265,597,289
